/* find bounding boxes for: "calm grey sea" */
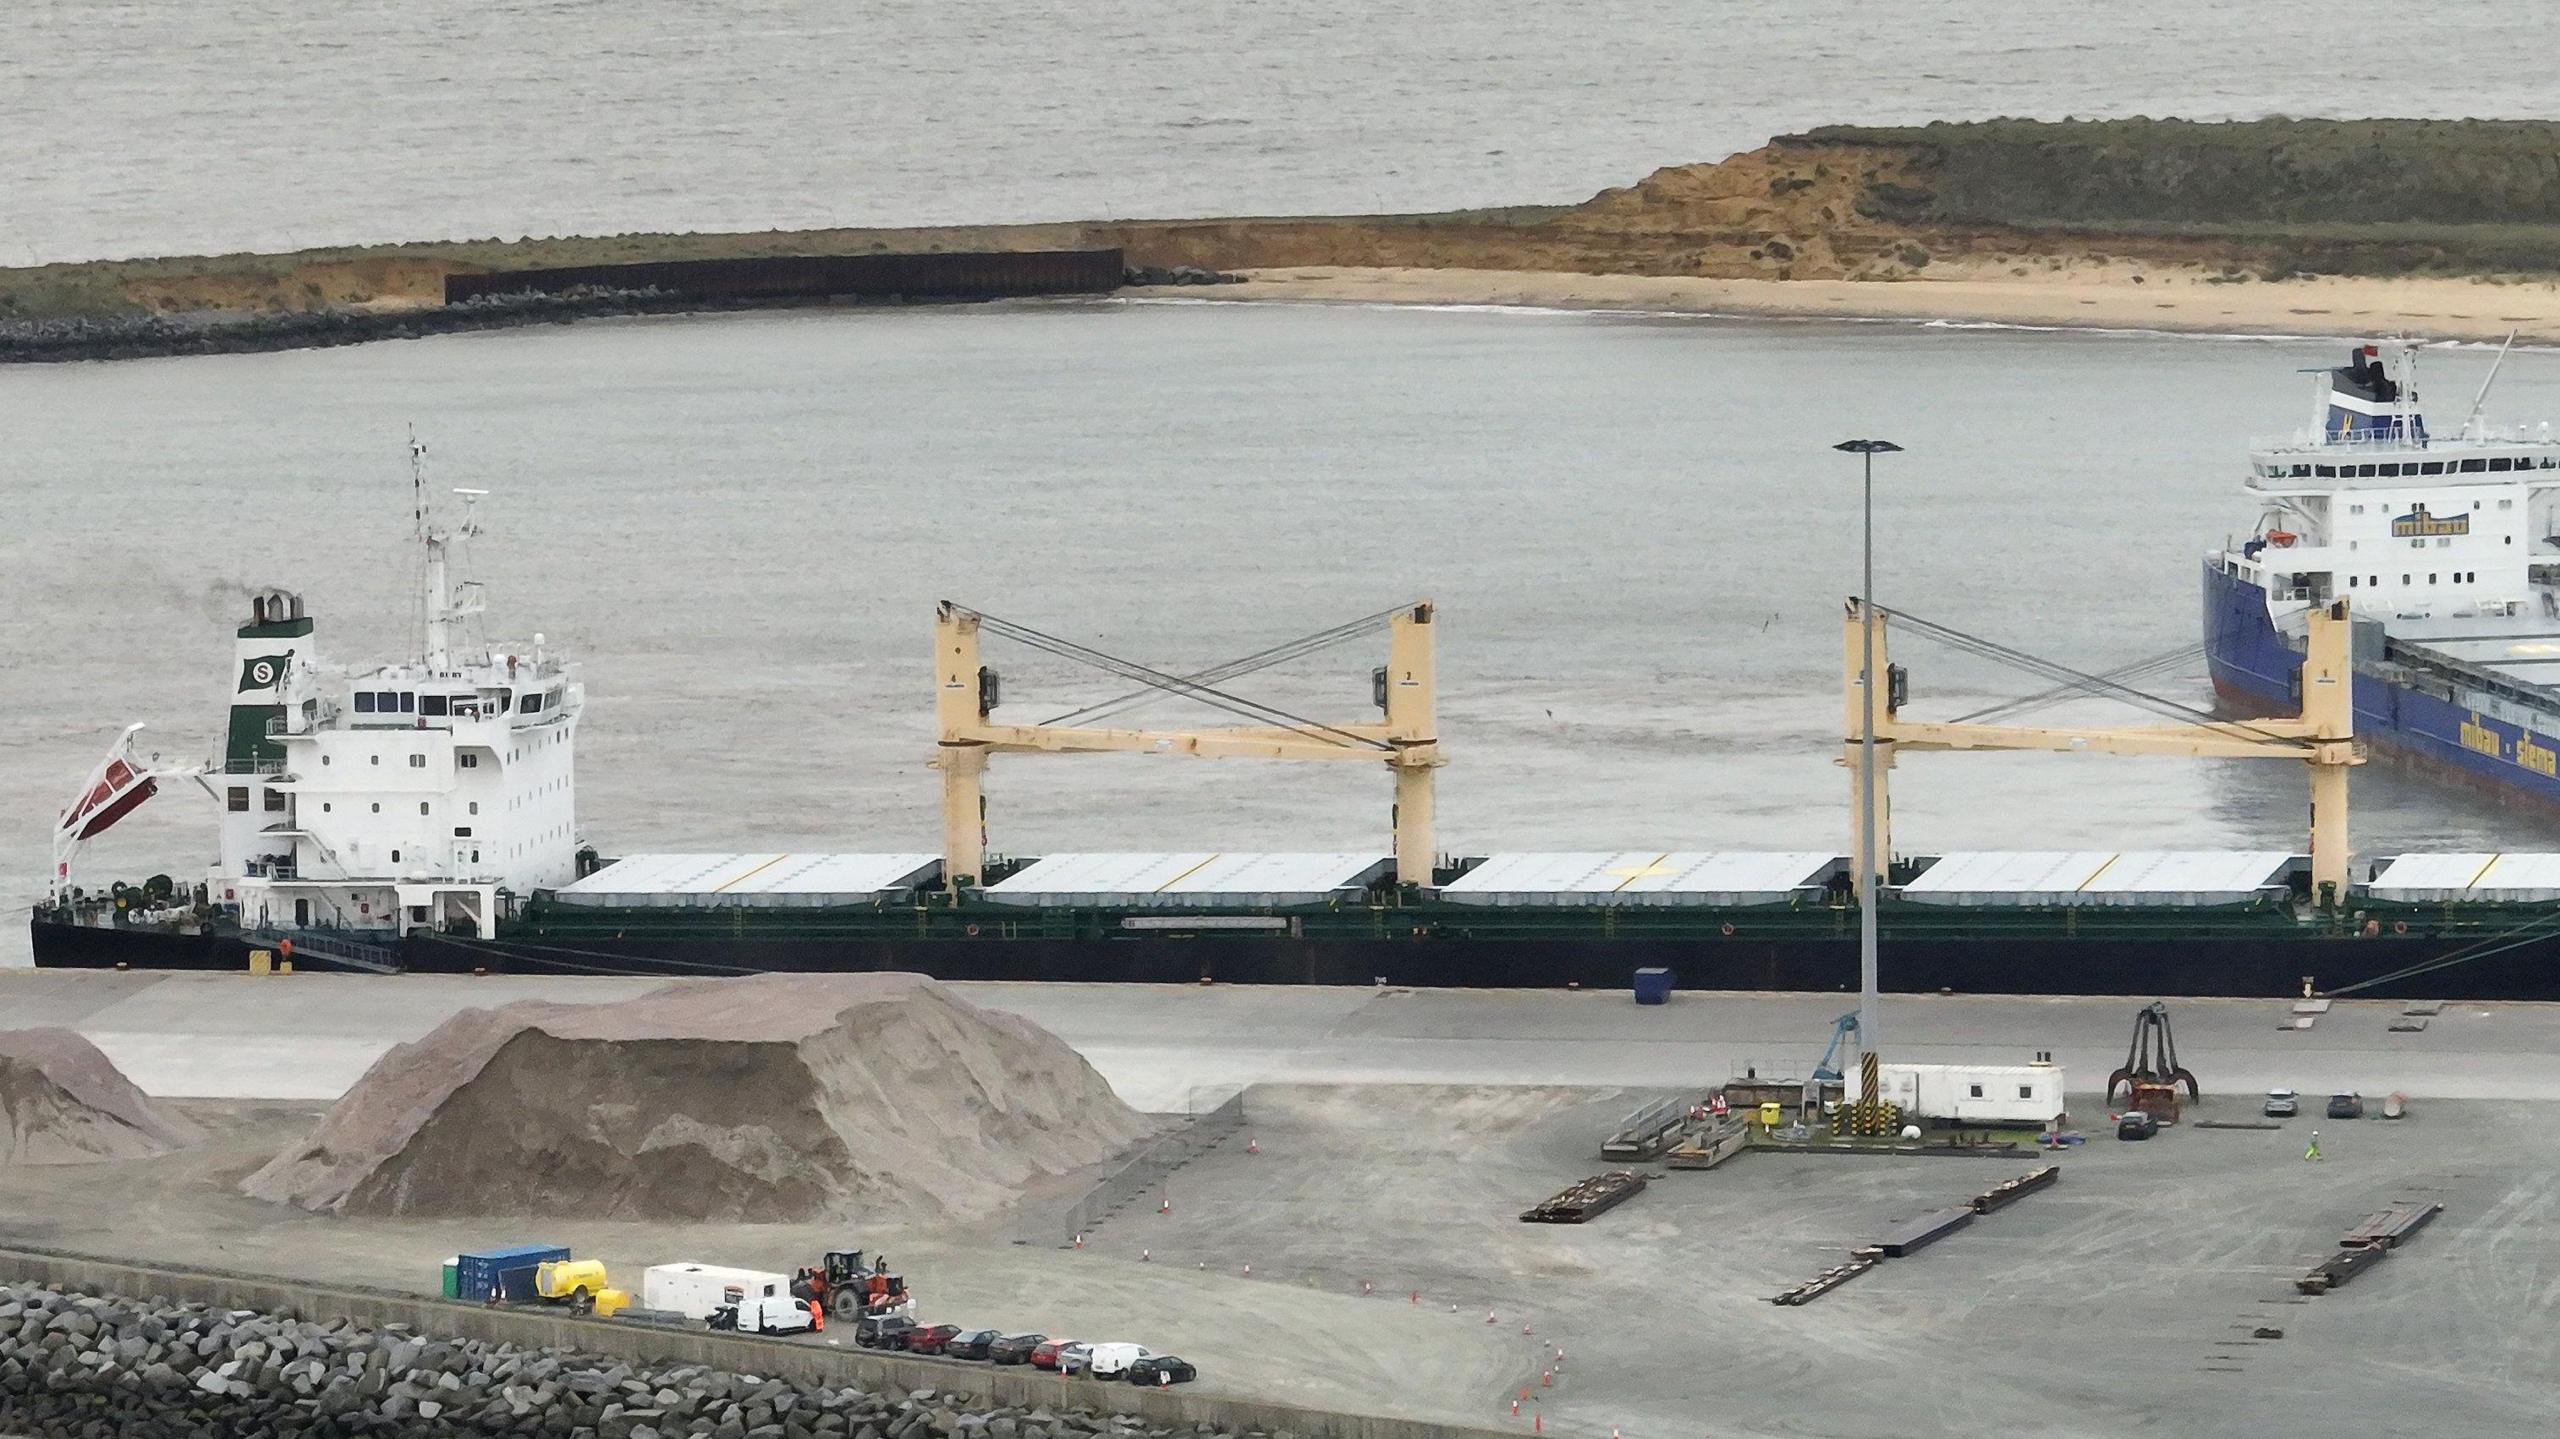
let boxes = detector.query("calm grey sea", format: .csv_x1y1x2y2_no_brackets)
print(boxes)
9,304,2560,965
2,0,2555,265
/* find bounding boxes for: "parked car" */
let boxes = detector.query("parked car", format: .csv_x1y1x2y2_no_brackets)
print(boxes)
2117,1111,2159,1141
943,1329,1003,1361
989,1334,1047,1366
2327,1092,2365,1119
1084,1344,1152,1380
1055,1342,1096,1376
904,1324,963,1355
854,1315,916,1350
1029,1338,1078,1371
1127,1355,1197,1387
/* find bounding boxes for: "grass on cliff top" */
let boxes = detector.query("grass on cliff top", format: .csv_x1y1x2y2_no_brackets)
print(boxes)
1786,117,2560,234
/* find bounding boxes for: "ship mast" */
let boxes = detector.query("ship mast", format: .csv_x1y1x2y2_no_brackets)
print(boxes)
409,430,484,674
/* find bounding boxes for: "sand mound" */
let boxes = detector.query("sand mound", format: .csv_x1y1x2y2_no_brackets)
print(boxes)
241,972,1149,1221
0,1028,202,1165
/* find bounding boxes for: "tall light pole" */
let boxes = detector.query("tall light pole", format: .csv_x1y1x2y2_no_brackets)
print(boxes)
1834,439,1901,1072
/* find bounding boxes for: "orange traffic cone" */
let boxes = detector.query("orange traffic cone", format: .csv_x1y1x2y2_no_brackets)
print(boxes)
1141,1249,1151,1262
1160,1197,1171,1214
1511,1400,1520,1417
1362,1281,1373,1295
1247,1137,1260,1154
1541,1371,1552,1388
1073,1234,1083,1249
1486,1309,1498,1325
1243,1264,1253,1277
1523,1321,1534,1335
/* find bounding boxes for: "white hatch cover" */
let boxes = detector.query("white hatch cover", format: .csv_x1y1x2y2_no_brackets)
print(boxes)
552,852,942,908
1438,852,1840,907
2367,852,2560,903
982,852,1391,908
1899,851,2298,907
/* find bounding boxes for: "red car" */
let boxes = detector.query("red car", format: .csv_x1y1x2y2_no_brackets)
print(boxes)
1029,1337,1079,1370
904,1324,963,1355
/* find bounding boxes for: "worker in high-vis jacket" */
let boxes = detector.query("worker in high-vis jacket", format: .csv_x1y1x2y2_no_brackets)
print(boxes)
2305,1129,2323,1162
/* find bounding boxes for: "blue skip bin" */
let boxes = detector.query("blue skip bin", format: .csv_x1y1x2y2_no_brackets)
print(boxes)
1633,967,1675,1005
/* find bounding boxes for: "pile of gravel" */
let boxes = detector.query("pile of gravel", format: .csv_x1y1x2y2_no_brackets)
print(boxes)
0,1282,1243,1439
242,973,1150,1223
0,1029,200,1165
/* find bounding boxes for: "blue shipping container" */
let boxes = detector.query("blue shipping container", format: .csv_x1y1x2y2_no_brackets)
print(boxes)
453,1244,569,1303
1632,968,1675,1005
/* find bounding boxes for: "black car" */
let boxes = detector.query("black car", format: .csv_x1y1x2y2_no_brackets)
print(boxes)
942,1329,1004,1361
1127,1355,1198,1387
853,1315,916,1349
2327,1092,2365,1119
2116,1111,2159,1141
988,1334,1046,1366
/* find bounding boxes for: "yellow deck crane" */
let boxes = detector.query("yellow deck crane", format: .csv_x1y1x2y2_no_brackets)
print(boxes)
931,601,1444,890
1844,596,2361,902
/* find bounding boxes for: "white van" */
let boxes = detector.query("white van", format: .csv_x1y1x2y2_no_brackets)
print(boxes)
1084,1344,1154,1379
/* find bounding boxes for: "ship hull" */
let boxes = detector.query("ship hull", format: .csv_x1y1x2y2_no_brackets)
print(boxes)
34,917,2560,1001
2203,558,2560,804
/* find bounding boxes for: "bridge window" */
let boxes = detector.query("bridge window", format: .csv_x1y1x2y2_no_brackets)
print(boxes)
421,694,449,717
399,692,416,713
264,788,284,812
2316,465,2337,477
2356,464,2376,478
375,690,397,710
353,692,375,713
519,692,544,715
2462,459,2488,472
2491,457,2515,472
2421,461,2444,475
227,787,249,812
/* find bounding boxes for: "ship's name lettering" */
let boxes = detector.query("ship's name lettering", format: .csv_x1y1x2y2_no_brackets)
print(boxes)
2391,505,2469,538
2461,717,2503,759
2521,736,2558,778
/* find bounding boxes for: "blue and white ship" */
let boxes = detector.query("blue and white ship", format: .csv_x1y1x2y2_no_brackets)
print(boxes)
2206,342,2560,802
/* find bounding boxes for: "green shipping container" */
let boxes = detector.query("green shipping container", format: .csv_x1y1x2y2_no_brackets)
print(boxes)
441,1258,460,1300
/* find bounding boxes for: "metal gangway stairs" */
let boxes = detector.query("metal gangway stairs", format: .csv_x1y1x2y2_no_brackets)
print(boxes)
244,928,405,975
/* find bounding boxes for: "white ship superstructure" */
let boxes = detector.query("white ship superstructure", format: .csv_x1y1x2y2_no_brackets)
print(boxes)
50,446,581,943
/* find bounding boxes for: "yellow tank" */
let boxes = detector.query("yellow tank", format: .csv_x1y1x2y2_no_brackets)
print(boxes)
1757,1101,1784,1128
593,1288,631,1318
533,1259,612,1310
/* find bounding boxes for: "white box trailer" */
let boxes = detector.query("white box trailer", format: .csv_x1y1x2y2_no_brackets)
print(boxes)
1869,1062,2067,1126
641,1263,792,1321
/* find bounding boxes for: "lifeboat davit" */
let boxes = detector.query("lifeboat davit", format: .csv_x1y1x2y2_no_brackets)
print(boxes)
61,758,157,840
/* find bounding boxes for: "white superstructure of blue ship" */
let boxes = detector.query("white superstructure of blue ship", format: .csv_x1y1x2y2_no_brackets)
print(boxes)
2206,342,2560,800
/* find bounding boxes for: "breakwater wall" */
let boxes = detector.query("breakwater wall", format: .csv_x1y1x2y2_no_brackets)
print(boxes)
442,250,1126,304
0,1250,1522,1439
0,287,683,365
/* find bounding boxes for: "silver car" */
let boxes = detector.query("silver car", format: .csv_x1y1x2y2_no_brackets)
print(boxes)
2264,1088,2299,1118
1056,1342,1095,1376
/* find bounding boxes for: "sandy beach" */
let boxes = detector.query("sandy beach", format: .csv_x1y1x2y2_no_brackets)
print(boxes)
1211,262,2560,344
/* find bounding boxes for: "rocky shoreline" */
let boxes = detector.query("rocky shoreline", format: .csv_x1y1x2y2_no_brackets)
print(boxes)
0,1282,1248,1439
